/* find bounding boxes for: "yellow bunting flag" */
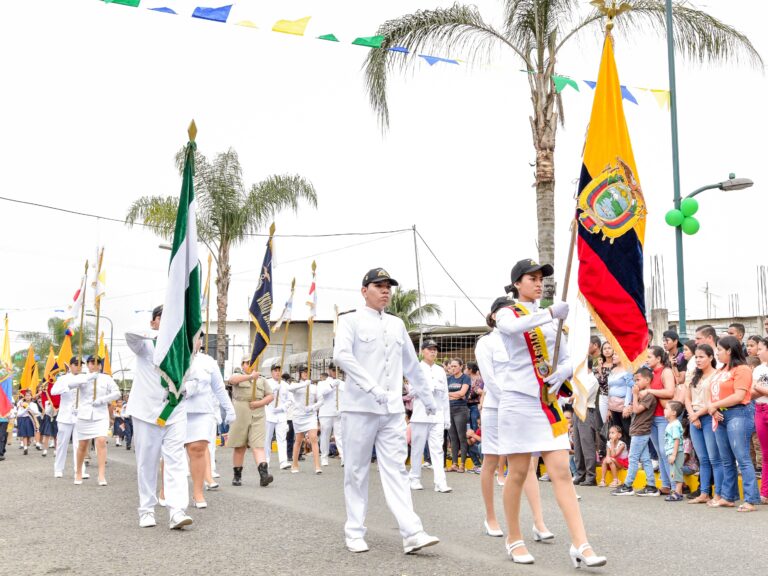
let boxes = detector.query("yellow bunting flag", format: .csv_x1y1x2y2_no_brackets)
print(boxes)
272,16,311,36
237,20,257,28
650,89,670,111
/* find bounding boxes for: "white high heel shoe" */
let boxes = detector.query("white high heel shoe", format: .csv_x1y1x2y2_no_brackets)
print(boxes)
569,543,607,569
532,525,555,542
505,540,534,564
483,520,504,537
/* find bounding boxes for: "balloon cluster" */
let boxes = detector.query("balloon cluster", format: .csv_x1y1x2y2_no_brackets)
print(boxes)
665,198,700,235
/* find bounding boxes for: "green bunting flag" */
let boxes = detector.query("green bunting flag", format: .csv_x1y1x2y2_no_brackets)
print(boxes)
153,121,203,426
317,34,340,42
553,75,579,93
104,0,141,6
352,35,384,48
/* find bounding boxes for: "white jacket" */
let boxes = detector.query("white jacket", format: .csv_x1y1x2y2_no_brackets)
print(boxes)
408,361,450,425
317,378,344,418
287,380,323,414
185,352,235,422
72,372,121,421
473,329,506,410
333,306,435,415
50,372,90,424
265,378,292,423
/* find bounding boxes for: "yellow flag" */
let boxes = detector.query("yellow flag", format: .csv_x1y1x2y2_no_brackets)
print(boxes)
272,16,311,36
1,314,10,369
20,345,40,394
43,346,56,380
99,332,112,376
56,334,73,375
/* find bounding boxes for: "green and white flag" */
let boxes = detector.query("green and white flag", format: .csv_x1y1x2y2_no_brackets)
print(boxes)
154,122,203,426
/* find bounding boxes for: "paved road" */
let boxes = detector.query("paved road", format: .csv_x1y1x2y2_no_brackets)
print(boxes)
0,442,763,576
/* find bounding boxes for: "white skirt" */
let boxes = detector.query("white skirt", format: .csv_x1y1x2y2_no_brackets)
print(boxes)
186,412,215,444
293,411,318,434
76,417,109,440
498,391,569,454
481,407,499,455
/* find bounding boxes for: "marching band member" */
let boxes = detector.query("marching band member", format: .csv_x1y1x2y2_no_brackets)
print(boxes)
50,357,89,479
407,339,451,493
72,355,120,486
333,267,439,554
264,363,292,471
287,366,322,474
317,363,344,467
39,387,58,457
494,259,605,568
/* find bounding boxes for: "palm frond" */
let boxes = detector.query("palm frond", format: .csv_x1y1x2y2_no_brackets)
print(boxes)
613,1,762,66
243,175,318,241
364,3,525,128
124,196,179,241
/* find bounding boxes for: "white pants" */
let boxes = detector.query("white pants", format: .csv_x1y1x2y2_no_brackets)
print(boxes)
319,415,343,460
54,421,86,477
341,412,424,541
409,422,447,488
264,419,289,466
133,417,188,517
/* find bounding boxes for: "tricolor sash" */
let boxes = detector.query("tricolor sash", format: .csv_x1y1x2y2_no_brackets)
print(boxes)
508,303,572,438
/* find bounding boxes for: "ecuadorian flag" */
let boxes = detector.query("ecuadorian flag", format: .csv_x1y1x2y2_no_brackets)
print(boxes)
576,36,648,369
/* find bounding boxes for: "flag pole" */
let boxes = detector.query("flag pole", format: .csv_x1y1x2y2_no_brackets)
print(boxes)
92,248,104,399
76,260,88,409
205,252,212,356
306,261,316,406
275,277,295,409
551,219,578,371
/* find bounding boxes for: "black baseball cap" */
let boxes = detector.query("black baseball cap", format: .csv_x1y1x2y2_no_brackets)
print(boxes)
491,296,513,314
86,355,103,365
362,268,399,287
270,363,281,371
421,339,440,351
504,258,554,294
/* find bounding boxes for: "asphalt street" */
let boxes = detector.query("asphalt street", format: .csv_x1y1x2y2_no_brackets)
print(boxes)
1,442,763,576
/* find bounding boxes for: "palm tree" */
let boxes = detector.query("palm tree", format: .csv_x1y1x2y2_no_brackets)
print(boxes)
15,317,94,376
126,148,318,370
364,0,761,299
387,286,442,330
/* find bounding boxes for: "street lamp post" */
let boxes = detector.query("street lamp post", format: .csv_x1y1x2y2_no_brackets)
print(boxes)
674,176,754,337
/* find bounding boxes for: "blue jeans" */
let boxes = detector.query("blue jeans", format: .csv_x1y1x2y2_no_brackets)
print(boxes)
624,434,655,487
714,404,760,504
650,416,671,488
569,454,577,476
689,413,722,496
468,403,481,431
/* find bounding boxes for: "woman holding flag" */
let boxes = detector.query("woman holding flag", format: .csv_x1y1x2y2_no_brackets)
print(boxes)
493,259,605,568
287,366,323,474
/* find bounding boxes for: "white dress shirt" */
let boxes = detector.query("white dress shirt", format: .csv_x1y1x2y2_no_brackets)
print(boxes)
50,372,89,424
408,361,450,424
317,377,345,418
473,329,507,410
333,306,435,415
265,378,292,423
72,373,121,421
185,352,234,420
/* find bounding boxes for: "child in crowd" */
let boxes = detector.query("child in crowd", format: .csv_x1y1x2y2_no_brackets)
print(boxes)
612,367,659,496
600,425,628,487
466,428,482,474
664,401,686,502
682,432,699,476
564,407,578,477
15,391,40,455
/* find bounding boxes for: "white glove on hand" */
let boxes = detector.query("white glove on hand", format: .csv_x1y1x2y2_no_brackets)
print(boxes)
423,398,437,416
370,386,389,406
273,406,285,415
549,301,569,321
225,411,236,425
543,368,567,396
444,421,451,431
86,372,99,382
92,397,105,407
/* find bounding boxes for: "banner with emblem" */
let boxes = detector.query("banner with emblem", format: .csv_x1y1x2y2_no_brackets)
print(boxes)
248,224,275,369
576,35,648,370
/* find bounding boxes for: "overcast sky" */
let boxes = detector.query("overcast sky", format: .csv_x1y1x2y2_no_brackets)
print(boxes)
1,0,766,372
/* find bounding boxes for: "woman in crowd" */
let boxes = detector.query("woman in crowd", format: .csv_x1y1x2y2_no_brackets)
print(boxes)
682,340,697,385
288,367,323,474
751,337,768,504
684,343,721,505
494,260,605,568
603,343,634,447
446,358,471,473
639,346,675,495
707,336,760,511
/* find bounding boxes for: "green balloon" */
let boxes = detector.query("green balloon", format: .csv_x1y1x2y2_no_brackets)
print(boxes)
681,197,699,217
681,216,700,235
665,209,684,227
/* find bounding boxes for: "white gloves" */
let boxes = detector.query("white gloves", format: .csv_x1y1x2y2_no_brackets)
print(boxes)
273,406,285,415
68,379,82,389
444,421,451,431
423,397,437,416
304,402,320,414
543,368,569,396
225,411,236,425
549,301,569,321
92,397,105,407
369,386,389,406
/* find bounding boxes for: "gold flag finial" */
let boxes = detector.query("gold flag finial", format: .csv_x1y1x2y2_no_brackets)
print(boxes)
188,120,197,142
207,252,212,264
290,277,296,291
269,222,276,237
311,260,317,273
590,0,631,32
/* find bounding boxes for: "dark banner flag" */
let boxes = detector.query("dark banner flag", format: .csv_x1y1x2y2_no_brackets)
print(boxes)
249,225,275,368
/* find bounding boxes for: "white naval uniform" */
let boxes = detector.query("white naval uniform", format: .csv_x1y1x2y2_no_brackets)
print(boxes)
72,373,121,440
184,352,235,444
408,361,450,488
317,377,344,461
473,330,505,455
51,372,89,477
494,302,572,454
125,329,188,518
287,380,322,434
333,306,437,542
264,378,291,467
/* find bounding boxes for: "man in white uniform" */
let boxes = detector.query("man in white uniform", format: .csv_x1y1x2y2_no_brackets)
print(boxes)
333,267,440,555
408,340,452,493
317,363,344,467
125,305,192,530
264,363,291,470
50,357,90,479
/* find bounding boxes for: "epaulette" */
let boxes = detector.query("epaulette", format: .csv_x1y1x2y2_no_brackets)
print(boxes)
338,309,355,316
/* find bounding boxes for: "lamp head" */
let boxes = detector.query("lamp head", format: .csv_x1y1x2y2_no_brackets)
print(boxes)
719,177,753,192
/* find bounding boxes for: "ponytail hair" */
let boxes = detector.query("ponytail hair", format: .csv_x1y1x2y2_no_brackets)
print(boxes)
649,345,669,368
691,344,716,388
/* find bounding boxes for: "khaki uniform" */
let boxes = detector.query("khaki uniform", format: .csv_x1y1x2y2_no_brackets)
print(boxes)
228,377,273,448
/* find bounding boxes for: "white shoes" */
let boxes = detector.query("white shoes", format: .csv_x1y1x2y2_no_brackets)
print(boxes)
98,479,108,487
204,482,219,491
321,457,329,466
314,468,323,475
192,500,208,509
42,449,47,457
532,525,555,542
506,540,534,564
483,520,504,537
410,480,424,491
403,531,439,554
569,543,607,568
158,498,167,507
279,462,292,470
422,462,433,469
73,479,83,485
346,538,369,553
139,513,156,528
434,484,452,493
54,472,63,479
82,472,90,480
212,471,221,478
169,512,194,530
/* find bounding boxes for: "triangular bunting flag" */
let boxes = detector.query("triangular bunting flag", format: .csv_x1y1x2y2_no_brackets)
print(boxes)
650,89,670,110
192,5,232,23
419,55,459,66
104,0,141,6
151,7,176,14
552,75,580,93
352,35,385,48
620,85,638,105
318,34,339,42
272,16,311,36
389,46,409,54
584,80,596,89
236,20,257,28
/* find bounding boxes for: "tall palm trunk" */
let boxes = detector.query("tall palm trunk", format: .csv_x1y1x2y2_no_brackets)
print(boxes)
215,242,231,372
529,72,559,301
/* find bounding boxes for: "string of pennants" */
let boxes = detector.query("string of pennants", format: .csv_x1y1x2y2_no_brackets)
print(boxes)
103,0,671,110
